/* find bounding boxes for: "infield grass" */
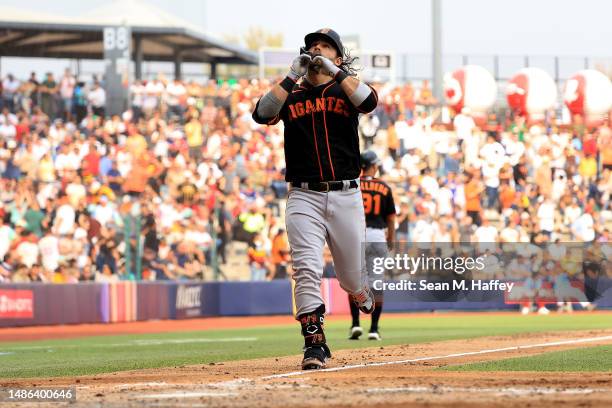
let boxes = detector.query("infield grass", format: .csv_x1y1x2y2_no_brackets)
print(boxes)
0,313,610,378
441,344,612,371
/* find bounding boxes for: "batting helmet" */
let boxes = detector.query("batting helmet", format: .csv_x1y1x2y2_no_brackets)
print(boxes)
360,150,381,169
304,28,344,57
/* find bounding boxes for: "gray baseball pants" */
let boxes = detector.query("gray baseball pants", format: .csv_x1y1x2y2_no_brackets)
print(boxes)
286,185,366,317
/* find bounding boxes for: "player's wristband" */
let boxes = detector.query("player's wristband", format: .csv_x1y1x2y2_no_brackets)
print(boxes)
280,76,296,93
334,70,348,83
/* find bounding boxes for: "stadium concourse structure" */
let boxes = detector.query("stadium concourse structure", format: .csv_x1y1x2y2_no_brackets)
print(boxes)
0,0,257,80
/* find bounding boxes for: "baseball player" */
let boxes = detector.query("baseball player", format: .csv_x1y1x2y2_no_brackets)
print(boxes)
252,28,379,370
349,151,396,341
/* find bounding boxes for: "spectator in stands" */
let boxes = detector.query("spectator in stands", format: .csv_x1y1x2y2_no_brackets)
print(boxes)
88,81,106,118
270,229,290,279
40,72,58,118
2,74,20,112
59,69,76,122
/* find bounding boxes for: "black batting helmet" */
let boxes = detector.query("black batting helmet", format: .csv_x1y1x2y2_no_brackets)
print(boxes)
304,28,344,57
360,150,381,169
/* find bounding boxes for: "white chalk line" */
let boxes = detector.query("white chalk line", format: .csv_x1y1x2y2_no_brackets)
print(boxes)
115,382,169,389
366,385,606,396
260,335,612,380
138,391,237,399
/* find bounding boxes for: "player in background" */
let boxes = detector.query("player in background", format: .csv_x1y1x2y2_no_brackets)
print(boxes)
349,151,396,341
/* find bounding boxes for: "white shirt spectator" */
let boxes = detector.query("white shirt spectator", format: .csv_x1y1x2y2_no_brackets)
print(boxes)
93,201,115,226
144,80,164,110
0,112,18,125
537,200,555,232
501,135,525,166
480,140,506,166
159,202,181,230
66,182,87,207
39,234,60,272
54,203,76,235
153,137,170,158
48,124,68,146
433,223,452,243
206,132,222,159
32,138,50,161
453,112,475,141
2,76,20,96
88,86,106,108
166,81,186,107
116,150,132,177
551,170,568,201
400,152,421,178
475,224,498,242
482,162,501,188
185,229,212,249
499,226,520,243
16,241,39,268
433,130,452,155
420,174,439,197
131,82,145,107
394,119,412,150
0,113,17,140
413,218,435,243
0,224,15,261
60,74,76,99
571,213,595,242
464,133,481,168
474,224,498,252
54,152,73,174
197,161,223,182
564,204,582,225
437,186,454,216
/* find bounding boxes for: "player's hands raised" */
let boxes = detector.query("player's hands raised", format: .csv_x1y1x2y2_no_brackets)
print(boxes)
289,54,312,80
311,55,340,78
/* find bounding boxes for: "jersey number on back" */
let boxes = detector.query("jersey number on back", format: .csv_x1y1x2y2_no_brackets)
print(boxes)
362,192,381,215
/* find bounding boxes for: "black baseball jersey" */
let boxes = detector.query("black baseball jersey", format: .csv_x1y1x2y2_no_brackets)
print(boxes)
253,79,378,182
360,176,396,229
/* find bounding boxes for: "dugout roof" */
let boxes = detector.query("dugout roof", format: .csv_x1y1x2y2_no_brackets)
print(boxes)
0,0,257,66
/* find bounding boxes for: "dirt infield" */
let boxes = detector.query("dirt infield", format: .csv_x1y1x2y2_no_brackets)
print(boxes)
3,329,612,407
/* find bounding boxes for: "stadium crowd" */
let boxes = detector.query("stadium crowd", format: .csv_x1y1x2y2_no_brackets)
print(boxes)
0,69,611,285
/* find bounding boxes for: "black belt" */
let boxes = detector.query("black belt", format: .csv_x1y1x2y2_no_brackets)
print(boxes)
291,180,359,192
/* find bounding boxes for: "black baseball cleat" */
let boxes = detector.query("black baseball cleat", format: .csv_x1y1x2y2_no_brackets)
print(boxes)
349,326,363,340
351,287,375,314
301,345,331,370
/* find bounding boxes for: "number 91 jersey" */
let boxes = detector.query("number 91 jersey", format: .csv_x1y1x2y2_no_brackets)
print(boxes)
359,177,396,229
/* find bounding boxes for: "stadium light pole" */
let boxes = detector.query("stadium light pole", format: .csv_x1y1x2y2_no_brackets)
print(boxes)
432,0,443,102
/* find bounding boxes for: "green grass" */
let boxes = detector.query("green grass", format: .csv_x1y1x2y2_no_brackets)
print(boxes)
0,313,610,378
441,345,612,372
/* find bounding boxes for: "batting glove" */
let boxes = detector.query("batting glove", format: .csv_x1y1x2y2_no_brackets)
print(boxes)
288,54,312,81
311,55,341,78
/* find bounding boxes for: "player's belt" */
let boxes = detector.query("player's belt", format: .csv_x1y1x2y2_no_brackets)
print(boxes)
291,180,358,192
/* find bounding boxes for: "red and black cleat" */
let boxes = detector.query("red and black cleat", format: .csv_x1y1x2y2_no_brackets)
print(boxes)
351,287,375,314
